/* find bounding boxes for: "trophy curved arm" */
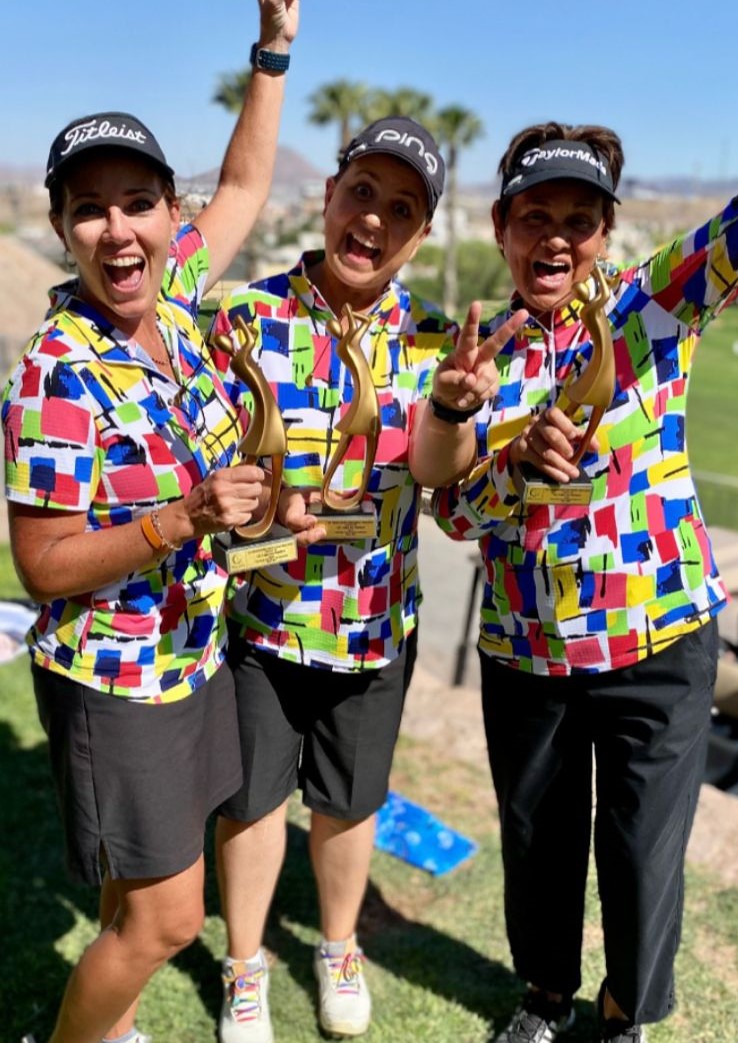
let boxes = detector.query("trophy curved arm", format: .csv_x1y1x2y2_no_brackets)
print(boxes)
561,264,618,466
233,453,284,540
210,314,288,538
321,303,381,510
321,426,381,510
212,315,288,460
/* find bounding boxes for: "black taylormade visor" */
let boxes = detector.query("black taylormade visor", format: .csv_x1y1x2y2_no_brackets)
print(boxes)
501,139,620,203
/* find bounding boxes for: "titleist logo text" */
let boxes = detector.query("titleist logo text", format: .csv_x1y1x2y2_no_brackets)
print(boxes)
60,119,148,157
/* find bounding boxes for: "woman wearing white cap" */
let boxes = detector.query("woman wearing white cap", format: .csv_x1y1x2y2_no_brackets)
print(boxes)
433,121,734,1043
3,3,298,1042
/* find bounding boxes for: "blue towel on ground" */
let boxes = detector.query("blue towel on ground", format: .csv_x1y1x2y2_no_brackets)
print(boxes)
374,790,478,876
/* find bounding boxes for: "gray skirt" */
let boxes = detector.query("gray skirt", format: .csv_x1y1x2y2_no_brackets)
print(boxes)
33,662,242,886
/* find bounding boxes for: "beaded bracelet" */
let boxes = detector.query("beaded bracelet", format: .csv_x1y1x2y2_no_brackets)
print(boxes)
140,508,181,555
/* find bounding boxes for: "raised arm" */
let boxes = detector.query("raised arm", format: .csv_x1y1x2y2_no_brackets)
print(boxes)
195,0,299,290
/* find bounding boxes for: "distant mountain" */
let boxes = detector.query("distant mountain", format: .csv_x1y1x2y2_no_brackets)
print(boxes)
620,176,735,199
460,175,736,201
0,146,327,195
0,164,45,187
0,155,731,201
179,145,326,197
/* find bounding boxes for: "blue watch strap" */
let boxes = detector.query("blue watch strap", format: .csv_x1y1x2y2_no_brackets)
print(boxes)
249,43,291,72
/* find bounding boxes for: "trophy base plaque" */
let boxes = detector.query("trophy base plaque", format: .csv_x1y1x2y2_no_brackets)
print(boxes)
213,525,298,574
308,501,378,541
513,461,593,507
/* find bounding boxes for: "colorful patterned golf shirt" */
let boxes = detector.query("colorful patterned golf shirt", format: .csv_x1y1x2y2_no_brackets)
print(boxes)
433,198,737,675
210,251,456,671
2,225,242,701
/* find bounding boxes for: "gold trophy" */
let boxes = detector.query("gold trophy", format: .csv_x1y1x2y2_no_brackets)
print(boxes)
210,316,298,573
308,303,381,539
513,264,616,507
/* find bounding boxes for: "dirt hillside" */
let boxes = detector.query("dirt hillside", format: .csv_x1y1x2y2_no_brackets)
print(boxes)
0,235,67,370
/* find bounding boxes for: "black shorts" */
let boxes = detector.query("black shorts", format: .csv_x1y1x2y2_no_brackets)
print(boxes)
33,663,243,887
218,629,417,823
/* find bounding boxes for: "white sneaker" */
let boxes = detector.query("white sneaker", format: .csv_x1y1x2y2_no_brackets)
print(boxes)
219,951,273,1043
101,1030,152,1043
313,936,371,1038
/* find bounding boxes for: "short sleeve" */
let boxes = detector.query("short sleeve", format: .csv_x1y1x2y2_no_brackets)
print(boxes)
3,353,101,511
163,223,211,319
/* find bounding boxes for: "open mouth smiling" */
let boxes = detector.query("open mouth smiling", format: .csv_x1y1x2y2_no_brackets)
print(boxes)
103,255,145,288
533,260,570,277
346,233,380,262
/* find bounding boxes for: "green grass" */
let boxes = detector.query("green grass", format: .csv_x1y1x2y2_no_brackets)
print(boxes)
689,304,738,479
1,651,737,1042
687,304,738,529
0,541,24,600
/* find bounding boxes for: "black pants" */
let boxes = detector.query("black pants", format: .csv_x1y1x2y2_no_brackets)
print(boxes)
481,620,718,1025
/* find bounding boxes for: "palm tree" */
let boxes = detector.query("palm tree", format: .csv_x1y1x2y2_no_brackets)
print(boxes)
435,106,484,316
363,87,434,126
306,80,370,163
213,69,252,114
315,84,437,165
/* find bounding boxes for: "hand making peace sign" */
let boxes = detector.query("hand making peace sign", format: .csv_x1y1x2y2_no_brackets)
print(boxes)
431,302,529,412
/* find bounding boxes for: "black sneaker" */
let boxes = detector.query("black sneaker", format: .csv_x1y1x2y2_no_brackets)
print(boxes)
600,1028,646,1043
493,989,574,1042
596,981,647,1042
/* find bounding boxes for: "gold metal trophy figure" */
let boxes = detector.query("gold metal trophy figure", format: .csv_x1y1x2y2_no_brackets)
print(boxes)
513,263,616,506
210,316,297,573
308,303,381,539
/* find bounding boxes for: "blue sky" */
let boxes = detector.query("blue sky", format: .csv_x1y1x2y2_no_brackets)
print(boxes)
2,0,736,186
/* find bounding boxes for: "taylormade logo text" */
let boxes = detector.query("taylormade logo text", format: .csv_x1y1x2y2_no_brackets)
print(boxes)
59,118,148,157
521,145,608,177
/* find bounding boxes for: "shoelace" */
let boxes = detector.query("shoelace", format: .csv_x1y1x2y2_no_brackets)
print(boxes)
323,950,363,995
225,965,266,1023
